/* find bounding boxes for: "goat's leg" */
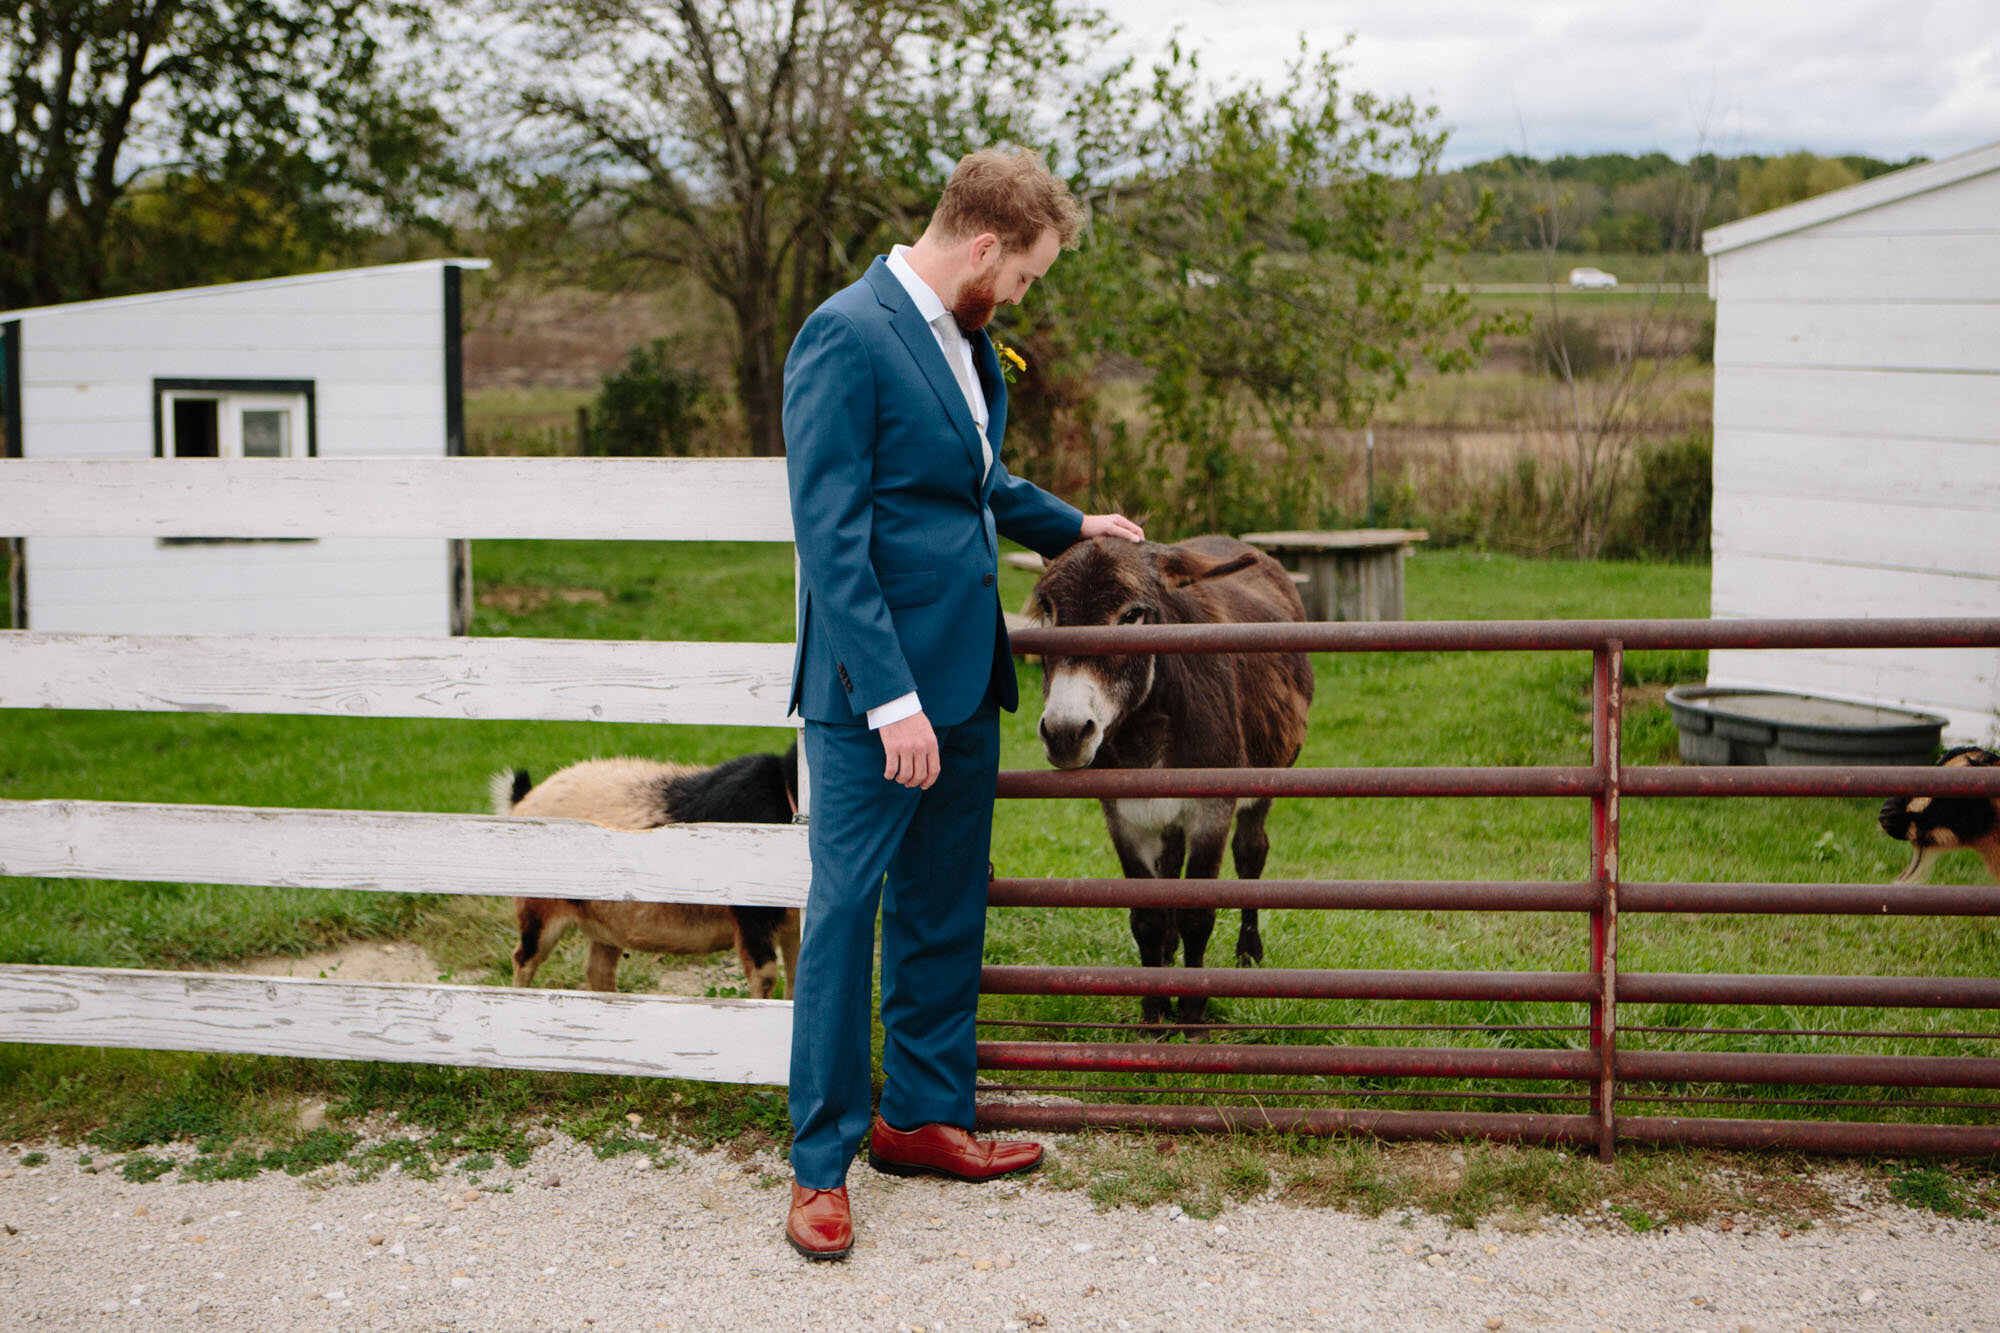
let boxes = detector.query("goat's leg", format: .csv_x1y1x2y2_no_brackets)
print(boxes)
511,900,573,987
775,910,803,1001
1230,798,1274,965
731,906,787,999
583,940,623,992
1174,805,1233,1031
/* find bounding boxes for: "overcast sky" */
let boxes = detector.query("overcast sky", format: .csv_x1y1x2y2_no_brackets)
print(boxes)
1087,0,2000,167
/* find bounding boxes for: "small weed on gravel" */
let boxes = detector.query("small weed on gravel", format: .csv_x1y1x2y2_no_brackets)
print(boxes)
118,1154,175,1183
1890,1164,1991,1219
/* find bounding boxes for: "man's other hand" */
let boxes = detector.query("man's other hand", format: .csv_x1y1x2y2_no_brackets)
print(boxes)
880,712,940,789
1080,513,1144,543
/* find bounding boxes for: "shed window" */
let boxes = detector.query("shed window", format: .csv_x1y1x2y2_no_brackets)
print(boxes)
162,390,305,460
151,376,319,546
153,378,316,460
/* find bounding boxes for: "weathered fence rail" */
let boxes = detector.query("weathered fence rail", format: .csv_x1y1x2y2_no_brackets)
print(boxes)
0,457,806,1083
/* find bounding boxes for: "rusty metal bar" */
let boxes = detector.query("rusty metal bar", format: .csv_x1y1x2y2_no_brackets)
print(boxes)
1620,882,2000,915
988,877,1999,915
979,964,1599,1003
1618,1049,2000,1089
978,1040,1597,1080
1590,642,1622,1162
977,1101,1602,1146
1625,1026,2000,1040
996,764,2000,802
996,765,1603,800
1620,972,2000,1009
988,876,1599,911
978,1019,1589,1035
979,1083,1586,1103
1011,617,2000,657
976,1102,2000,1155
1625,766,2000,798
1615,1116,2000,1156
1620,1093,2000,1112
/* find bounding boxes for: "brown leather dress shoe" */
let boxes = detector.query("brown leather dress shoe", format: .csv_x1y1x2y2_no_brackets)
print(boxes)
867,1117,1044,1182
785,1183,852,1260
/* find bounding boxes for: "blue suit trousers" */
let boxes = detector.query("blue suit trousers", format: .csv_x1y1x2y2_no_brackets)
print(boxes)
786,695,1001,1189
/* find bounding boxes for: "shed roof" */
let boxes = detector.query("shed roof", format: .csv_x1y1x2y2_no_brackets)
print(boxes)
0,258,491,323
1702,140,2000,256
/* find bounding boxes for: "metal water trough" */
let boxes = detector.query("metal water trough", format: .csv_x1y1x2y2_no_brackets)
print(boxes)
1664,686,1946,766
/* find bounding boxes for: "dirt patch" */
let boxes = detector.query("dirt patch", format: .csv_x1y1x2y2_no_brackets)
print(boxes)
479,585,611,615
227,940,442,984
462,283,732,391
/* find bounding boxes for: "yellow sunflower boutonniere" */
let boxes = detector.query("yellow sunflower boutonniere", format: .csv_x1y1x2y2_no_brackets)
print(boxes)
992,337,1027,385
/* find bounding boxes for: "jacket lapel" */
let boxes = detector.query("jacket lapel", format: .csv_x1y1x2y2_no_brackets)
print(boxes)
973,329,1008,502
866,259,989,484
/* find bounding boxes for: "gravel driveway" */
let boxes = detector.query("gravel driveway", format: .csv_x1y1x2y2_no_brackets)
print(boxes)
4,1136,1998,1331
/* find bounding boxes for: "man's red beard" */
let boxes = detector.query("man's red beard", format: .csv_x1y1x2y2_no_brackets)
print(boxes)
950,267,999,331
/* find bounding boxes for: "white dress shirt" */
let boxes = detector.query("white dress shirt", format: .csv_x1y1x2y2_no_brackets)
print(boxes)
865,247,995,731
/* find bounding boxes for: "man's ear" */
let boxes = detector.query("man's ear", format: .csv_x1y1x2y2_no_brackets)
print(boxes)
1155,548,1260,589
968,231,1001,268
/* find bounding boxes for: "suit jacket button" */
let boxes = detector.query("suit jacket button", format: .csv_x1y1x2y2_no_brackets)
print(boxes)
837,664,852,690
982,572,996,587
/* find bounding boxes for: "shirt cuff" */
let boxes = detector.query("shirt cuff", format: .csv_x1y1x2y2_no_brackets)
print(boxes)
866,692,923,730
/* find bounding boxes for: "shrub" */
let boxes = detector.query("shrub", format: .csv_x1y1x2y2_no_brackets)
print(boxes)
1533,313,1617,379
586,339,710,457
1689,314,1715,365
1608,431,1712,561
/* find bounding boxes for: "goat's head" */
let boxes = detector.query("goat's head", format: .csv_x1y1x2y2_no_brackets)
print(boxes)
1029,538,1258,769
1879,746,2000,883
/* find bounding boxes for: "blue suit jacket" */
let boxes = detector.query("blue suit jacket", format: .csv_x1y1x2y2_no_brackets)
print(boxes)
784,258,1085,727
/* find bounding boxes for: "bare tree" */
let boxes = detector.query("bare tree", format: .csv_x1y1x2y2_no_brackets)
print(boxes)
481,0,1100,457
1524,147,1720,557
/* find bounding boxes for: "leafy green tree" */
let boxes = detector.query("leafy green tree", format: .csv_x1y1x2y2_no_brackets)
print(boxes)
0,1,460,311
1737,150,1861,214
1025,40,1509,536
482,0,1106,457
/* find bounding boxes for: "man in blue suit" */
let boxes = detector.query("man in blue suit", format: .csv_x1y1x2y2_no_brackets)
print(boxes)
782,149,1142,1259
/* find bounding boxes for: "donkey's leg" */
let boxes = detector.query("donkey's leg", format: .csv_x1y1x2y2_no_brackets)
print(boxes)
1174,802,1234,1030
1230,798,1275,965
1111,804,1182,1032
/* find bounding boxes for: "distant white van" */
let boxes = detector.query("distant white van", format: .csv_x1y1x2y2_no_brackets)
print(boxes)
1568,266,1619,290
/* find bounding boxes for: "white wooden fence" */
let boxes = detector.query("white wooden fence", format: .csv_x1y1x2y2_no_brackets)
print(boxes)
0,458,806,1085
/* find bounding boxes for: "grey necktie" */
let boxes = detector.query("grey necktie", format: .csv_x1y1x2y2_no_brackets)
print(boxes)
930,312,992,479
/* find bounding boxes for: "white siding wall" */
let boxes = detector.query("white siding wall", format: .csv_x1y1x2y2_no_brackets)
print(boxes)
15,263,461,636
1708,168,2000,746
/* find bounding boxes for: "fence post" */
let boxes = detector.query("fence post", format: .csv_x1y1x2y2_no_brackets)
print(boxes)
1589,642,1623,1163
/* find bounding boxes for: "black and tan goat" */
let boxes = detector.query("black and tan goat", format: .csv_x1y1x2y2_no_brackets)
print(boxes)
494,747,801,997
1033,535,1314,1031
1879,746,2000,883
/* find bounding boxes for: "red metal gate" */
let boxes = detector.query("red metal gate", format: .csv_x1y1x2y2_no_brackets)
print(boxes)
977,618,2000,1160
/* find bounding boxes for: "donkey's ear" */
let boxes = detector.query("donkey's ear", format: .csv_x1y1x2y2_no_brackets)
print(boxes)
1155,548,1260,589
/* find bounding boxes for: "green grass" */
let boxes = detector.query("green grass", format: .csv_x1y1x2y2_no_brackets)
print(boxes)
4,542,1996,1205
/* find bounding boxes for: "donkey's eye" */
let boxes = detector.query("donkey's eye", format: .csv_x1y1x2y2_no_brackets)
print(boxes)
1118,605,1149,624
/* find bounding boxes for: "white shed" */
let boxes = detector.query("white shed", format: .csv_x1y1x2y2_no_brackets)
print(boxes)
1702,143,2000,746
1,259,488,636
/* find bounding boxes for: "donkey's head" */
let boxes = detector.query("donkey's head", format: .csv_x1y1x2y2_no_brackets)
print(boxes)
1030,538,1258,769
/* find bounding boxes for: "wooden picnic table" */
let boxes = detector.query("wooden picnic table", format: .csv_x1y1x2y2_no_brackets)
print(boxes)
1238,529,1429,622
